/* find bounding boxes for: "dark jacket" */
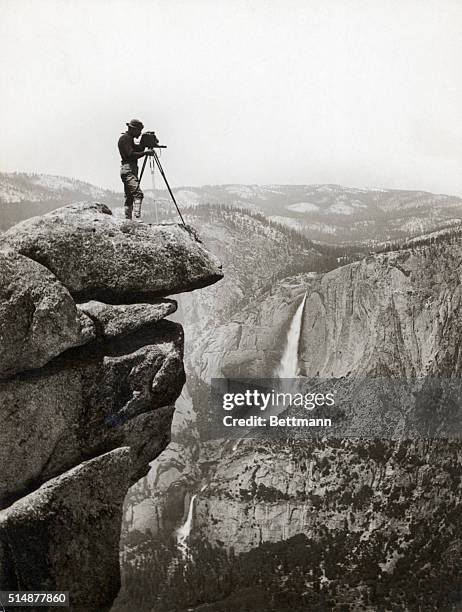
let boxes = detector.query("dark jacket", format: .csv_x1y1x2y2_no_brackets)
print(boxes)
118,132,144,164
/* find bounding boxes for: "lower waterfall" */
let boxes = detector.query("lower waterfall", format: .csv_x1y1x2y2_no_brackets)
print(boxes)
177,494,197,559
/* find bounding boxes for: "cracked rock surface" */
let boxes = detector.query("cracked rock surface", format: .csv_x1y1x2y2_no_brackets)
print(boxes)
78,298,177,338
0,247,94,378
0,202,223,301
0,202,223,610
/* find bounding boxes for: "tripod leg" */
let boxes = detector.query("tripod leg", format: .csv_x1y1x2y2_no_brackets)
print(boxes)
138,155,148,184
152,151,186,226
150,156,159,224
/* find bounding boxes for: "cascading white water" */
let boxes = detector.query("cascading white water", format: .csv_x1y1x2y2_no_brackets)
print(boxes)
276,292,307,378
176,494,197,559
234,292,308,442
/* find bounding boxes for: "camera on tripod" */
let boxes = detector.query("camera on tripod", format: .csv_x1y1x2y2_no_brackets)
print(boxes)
141,131,160,149
136,128,185,225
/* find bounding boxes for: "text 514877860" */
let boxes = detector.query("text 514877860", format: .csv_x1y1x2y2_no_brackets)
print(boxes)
0,592,69,607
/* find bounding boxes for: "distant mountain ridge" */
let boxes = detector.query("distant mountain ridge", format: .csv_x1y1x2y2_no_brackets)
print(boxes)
0,172,121,229
149,183,462,245
0,172,115,203
2,172,462,245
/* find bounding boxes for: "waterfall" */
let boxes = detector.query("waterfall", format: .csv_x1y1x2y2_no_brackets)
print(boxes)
276,292,307,378
233,292,308,444
176,494,197,559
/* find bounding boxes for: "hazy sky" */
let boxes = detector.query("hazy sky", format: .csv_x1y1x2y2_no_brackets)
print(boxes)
1,0,462,195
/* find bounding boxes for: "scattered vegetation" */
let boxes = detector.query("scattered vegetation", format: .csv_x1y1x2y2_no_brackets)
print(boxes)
377,223,462,254
114,520,462,612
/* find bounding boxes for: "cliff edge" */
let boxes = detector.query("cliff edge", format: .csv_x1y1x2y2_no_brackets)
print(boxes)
0,202,223,611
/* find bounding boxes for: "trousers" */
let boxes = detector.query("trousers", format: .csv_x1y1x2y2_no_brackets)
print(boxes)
120,163,144,219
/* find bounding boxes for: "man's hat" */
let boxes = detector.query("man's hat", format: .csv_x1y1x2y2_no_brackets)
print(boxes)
127,118,144,129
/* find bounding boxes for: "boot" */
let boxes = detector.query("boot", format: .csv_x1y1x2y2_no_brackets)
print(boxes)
133,198,143,221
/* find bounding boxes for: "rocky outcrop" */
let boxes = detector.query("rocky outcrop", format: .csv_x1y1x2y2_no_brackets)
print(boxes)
0,202,223,301
0,202,222,611
78,298,177,338
0,320,185,507
0,448,132,612
0,247,94,378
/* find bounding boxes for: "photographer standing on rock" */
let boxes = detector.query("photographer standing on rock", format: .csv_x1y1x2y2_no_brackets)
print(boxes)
118,119,153,220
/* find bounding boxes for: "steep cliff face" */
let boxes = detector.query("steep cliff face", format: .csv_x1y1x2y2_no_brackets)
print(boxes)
185,227,462,383
298,235,462,379
195,438,460,551
0,202,222,611
172,206,321,329
121,225,462,610
190,230,462,608
120,210,321,538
